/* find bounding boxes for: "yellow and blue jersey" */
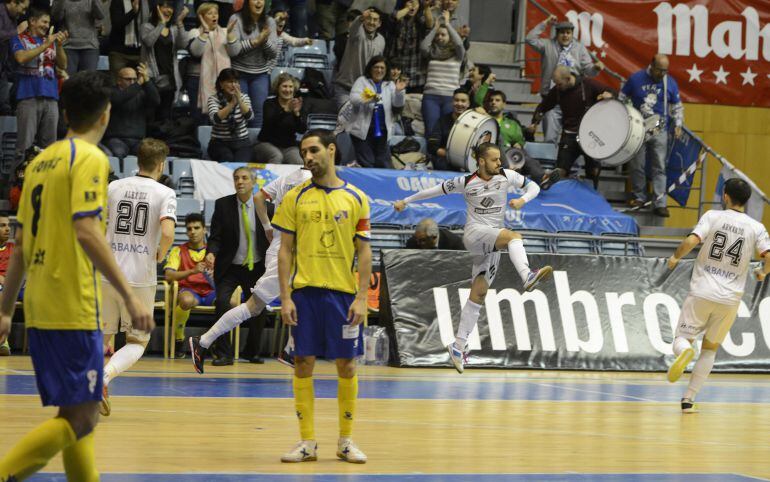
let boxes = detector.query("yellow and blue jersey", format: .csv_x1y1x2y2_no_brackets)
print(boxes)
16,138,109,330
272,180,370,295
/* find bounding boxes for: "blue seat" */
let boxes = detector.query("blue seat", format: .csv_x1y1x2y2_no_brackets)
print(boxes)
172,158,194,197
204,199,215,226
600,233,644,256
177,198,202,218
108,157,121,177
197,126,212,160
555,231,596,255
290,52,329,70
0,116,17,133
518,230,552,254
524,142,557,162
270,67,304,85
97,55,109,71
123,156,139,176
306,113,337,131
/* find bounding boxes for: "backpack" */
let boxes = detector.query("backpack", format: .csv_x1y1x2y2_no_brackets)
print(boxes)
390,137,427,170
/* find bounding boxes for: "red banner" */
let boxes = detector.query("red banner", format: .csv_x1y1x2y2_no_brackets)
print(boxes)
525,0,770,107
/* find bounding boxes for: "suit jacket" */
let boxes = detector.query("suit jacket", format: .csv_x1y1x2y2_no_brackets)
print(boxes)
207,194,270,282
406,228,465,250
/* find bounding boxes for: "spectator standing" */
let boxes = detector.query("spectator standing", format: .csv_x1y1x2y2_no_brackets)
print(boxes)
315,0,350,41
347,55,406,168
255,73,305,164
204,167,270,366
141,1,191,121
51,0,107,75
207,67,254,162
103,64,161,159
529,66,614,189
271,6,312,67
620,54,684,218
227,0,278,128
386,0,426,92
187,3,233,120
526,16,602,144
332,8,360,68
270,0,307,37
424,0,470,49
108,0,150,77
420,10,464,137
332,8,384,108
0,0,29,114
427,87,469,171
12,7,68,166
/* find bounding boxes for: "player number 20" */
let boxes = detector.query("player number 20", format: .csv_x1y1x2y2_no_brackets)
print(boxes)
708,231,744,266
115,201,149,236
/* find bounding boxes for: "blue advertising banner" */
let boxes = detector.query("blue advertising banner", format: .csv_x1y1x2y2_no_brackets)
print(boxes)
198,162,637,235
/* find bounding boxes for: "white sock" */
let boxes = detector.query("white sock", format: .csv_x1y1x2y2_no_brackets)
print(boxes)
507,238,530,283
673,337,692,356
454,299,482,350
684,349,716,400
200,303,252,349
103,343,146,387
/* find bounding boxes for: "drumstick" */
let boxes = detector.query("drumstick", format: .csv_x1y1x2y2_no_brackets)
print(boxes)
528,0,551,17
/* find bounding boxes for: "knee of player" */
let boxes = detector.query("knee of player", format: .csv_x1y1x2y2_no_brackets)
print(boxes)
294,356,316,375
335,358,357,378
701,338,720,352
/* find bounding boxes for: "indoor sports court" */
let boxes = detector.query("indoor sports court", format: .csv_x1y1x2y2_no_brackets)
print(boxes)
1,357,769,481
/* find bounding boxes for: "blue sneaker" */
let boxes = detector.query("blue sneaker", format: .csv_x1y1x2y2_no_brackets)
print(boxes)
524,266,553,292
447,343,464,373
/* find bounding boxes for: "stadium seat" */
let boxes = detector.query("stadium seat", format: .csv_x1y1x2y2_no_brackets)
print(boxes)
524,142,558,162
204,199,215,226
554,231,597,254
176,197,201,220
600,233,644,256
97,55,109,71
270,67,304,85
290,52,329,70
197,126,212,160
108,156,121,177
173,158,194,197
518,230,552,254
306,113,337,131
0,115,17,133
123,156,139,176
0,131,16,177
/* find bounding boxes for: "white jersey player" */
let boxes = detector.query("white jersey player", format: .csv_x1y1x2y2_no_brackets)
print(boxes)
666,178,770,413
190,167,312,374
101,140,177,416
394,142,553,373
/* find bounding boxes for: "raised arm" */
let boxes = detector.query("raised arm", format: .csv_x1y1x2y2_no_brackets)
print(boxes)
394,179,458,212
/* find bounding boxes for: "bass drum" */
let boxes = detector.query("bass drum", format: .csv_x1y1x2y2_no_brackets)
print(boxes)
578,99,645,167
447,110,499,172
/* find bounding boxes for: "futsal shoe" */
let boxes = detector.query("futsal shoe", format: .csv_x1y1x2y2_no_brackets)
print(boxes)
337,438,367,464
524,266,553,292
681,398,698,413
99,385,111,417
447,343,464,373
0,340,10,356
174,340,186,359
281,440,318,463
277,349,295,369
189,336,206,374
667,346,695,383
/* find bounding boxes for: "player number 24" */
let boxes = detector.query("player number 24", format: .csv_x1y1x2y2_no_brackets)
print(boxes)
708,231,744,266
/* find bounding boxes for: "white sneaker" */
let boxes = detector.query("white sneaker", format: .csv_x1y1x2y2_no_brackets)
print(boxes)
523,266,553,292
280,440,317,463
447,343,464,374
337,438,367,464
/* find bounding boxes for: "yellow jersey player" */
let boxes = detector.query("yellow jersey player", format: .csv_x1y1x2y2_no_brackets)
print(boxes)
0,71,154,482
273,129,372,464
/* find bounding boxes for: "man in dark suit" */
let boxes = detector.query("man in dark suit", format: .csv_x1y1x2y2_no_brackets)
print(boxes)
405,218,464,250
204,167,269,366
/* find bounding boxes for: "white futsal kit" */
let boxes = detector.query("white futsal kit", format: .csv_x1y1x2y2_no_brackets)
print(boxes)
103,175,177,340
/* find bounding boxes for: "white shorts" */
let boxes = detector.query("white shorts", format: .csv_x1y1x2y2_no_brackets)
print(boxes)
101,282,155,343
675,295,739,344
251,252,279,304
463,225,503,285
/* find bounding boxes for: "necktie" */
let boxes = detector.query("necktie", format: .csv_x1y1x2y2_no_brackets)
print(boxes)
241,202,254,271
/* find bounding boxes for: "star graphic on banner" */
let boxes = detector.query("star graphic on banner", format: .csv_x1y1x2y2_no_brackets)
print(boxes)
686,63,703,83
713,65,730,84
740,67,758,86
740,67,759,85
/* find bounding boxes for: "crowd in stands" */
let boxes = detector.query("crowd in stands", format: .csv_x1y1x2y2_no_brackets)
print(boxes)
0,0,684,215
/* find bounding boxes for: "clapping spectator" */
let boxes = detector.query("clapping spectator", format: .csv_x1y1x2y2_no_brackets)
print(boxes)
333,8,384,108
420,10,464,136
187,3,233,120
348,55,406,168
141,0,191,121
272,7,312,59
12,7,68,167
51,0,108,75
227,0,278,128
254,73,305,164
0,0,28,114
462,64,494,108
103,63,161,159
387,0,426,92
108,0,150,78
424,0,470,49
270,0,307,37
207,68,254,162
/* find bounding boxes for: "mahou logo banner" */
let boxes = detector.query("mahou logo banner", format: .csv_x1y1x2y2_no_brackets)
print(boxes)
525,0,770,106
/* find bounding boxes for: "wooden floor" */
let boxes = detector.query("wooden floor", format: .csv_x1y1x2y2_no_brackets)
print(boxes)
1,356,769,481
